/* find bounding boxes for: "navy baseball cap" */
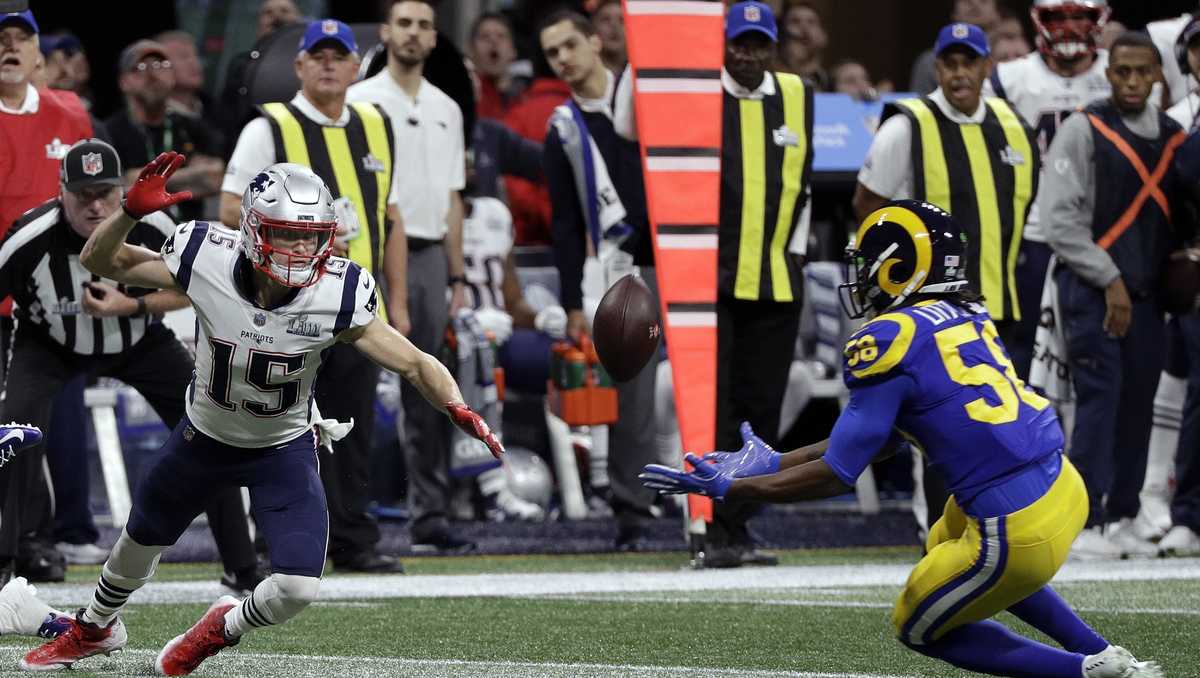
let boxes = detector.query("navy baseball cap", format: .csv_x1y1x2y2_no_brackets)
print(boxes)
935,22,990,58
726,1,778,43
61,139,123,192
298,19,357,56
0,9,37,34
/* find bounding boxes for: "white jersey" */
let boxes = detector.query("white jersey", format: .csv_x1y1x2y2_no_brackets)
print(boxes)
1148,14,1194,108
461,197,514,312
161,221,378,448
986,50,1110,242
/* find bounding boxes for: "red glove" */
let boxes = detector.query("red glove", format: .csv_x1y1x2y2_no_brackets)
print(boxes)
123,152,194,219
446,402,504,459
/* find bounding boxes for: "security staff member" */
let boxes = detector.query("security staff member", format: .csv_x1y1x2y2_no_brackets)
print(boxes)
1042,31,1189,560
221,19,407,573
0,139,258,588
854,22,1038,337
853,21,1038,536
706,2,814,569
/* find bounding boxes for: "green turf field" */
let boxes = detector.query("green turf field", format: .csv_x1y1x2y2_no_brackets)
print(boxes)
1,548,1195,677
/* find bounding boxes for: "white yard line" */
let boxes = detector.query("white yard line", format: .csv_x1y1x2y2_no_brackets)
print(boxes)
29,558,1200,607
0,648,918,678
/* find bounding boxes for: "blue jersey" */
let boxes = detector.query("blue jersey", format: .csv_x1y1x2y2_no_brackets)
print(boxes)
823,300,1063,504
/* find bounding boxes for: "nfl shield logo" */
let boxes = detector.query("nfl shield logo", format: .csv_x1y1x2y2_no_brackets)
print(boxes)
81,152,103,176
952,23,969,38
254,312,267,327
745,6,761,22
322,19,339,35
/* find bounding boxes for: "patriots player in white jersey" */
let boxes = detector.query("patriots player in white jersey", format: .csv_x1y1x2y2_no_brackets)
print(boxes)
984,0,1111,379
21,155,502,675
460,195,567,522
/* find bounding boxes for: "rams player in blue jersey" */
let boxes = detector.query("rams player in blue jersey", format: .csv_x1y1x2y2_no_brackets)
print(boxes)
641,201,1162,678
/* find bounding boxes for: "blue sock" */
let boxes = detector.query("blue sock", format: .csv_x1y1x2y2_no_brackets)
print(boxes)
1009,586,1108,655
907,620,1083,678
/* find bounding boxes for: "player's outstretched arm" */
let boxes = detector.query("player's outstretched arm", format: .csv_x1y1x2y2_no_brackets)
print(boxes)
346,317,504,458
82,152,192,290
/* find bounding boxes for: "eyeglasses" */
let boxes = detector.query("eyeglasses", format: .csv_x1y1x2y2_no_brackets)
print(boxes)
133,59,172,72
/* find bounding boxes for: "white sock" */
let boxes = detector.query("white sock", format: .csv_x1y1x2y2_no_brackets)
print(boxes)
83,529,162,627
224,573,319,638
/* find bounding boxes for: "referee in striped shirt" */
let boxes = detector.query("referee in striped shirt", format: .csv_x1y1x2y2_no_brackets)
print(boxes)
0,140,258,589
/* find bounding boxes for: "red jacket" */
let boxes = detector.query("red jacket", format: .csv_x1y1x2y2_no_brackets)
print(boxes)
0,87,92,314
502,78,570,245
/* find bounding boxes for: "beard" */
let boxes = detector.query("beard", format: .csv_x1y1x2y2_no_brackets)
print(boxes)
391,42,431,69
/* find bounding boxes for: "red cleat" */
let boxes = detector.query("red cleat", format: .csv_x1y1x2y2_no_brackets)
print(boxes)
154,595,241,676
20,609,127,671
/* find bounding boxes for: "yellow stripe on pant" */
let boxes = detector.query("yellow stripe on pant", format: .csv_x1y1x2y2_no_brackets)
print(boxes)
891,457,1088,645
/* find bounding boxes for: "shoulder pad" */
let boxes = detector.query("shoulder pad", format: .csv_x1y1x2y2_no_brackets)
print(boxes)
843,311,918,383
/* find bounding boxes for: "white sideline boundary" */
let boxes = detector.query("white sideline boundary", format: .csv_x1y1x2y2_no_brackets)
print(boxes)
25,558,1200,607
0,648,919,678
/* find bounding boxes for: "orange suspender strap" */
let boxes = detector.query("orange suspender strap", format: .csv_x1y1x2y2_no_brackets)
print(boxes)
1086,114,1187,251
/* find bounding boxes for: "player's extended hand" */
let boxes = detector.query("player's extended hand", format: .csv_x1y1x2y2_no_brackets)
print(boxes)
699,422,782,478
123,152,193,219
446,402,504,459
639,456,733,500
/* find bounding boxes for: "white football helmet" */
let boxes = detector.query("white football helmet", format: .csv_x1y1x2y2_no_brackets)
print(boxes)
239,163,338,288
1030,0,1111,61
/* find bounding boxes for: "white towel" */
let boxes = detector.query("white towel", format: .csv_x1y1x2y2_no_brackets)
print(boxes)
1028,256,1074,404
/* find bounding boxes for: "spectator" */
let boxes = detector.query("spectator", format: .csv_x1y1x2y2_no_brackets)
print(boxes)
831,59,876,101
1041,31,1187,560
0,139,261,592
986,0,1111,381
104,39,224,223
38,32,87,105
541,9,659,550
469,12,523,120
703,1,815,569
221,18,408,572
988,7,1032,62
909,0,1003,94
154,30,212,120
501,56,570,245
216,0,304,156
854,23,1039,539
592,0,627,74
464,55,543,201
776,2,829,90
348,1,476,554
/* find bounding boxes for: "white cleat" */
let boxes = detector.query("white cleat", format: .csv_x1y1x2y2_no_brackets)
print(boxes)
1107,519,1160,559
1070,526,1124,561
1083,645,1163,678
55,542,109,566
1159,524,1200,557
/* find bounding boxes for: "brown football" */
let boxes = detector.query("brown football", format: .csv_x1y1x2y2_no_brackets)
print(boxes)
592,275,661,382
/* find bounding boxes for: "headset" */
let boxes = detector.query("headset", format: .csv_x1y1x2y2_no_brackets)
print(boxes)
1175,15,1200,79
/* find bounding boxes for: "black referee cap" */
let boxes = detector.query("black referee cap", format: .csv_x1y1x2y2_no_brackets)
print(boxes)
60,139,123,193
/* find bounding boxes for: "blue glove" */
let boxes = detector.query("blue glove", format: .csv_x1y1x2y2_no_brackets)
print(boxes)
700,422,781,478
639,455,734,500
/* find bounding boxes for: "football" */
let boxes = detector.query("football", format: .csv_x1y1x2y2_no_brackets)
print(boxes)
592,274,662,382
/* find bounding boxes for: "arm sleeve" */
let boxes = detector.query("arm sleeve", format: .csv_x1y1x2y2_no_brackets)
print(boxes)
822,374,914,487
544,126,587,312
857,115,913,200
221,117,275,195
497,124,545,183
1041,113,1121,288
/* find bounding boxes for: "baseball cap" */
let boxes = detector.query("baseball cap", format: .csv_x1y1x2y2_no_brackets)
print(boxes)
298,19,358,56
60,139,123,193
117,39,169,73
0,9,36,34
934,22,990,58
726,1,778,43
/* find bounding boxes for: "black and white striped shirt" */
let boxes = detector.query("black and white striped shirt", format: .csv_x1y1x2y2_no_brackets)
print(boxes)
0,200,175,355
